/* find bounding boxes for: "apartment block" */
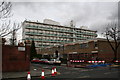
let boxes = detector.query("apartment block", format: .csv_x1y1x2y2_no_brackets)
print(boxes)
22,19,97,52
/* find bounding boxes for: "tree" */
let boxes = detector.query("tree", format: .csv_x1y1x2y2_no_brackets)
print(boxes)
0,1,13,37
0,1,12,19
30,40,37,60
0,1,21,38
0,1,21,46
55,50,58,58
10,22,20,45
103,22,120,61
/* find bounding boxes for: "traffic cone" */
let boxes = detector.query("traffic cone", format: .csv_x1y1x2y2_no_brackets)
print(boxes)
54,67,57,74
51,67,55,76
27,72,31,80
41,69,45,79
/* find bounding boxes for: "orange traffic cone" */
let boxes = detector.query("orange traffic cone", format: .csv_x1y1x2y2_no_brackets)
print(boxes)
27,72,31,80
54,67,57,74
41,69,45,79
51,67,55,76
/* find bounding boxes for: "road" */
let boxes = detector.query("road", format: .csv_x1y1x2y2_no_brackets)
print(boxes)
2,63,120,80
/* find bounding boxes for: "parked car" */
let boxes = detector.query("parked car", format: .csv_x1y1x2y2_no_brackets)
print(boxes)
31,58,40,63
31,58,49,64
39,59,49,64
49,59,61,65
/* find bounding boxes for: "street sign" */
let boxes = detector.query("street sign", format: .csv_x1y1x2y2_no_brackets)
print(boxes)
18,47,25,51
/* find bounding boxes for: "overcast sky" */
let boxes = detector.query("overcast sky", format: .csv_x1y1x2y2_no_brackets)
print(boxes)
8,1,118,41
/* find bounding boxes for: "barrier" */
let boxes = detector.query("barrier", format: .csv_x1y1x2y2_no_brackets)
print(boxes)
70,60,84,63
114,60,120,63
70,60,105,63
87,61,105,64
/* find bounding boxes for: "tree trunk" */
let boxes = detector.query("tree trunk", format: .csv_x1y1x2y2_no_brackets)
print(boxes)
113,50,117,62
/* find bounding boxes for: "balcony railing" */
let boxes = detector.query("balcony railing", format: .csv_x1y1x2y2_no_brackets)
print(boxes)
25,25,97,37
25,38,73,43
25,32,77,39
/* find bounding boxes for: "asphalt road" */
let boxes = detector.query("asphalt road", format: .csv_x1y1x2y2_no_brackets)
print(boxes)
2,63,120,80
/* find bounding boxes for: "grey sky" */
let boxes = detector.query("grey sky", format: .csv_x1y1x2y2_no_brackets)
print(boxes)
9,2,118,40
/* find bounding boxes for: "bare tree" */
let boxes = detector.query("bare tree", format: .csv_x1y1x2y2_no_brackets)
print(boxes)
104,22,120,61
0,1,12,19
10,22,21,45
0,1,13,37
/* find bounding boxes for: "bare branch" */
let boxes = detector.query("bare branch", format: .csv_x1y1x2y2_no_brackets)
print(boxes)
106,32,115,52
0,1,12,19
116,40,120,49
0,2,4,7
1,23,21,37
0,1,13,37
103,21,119,60
10,22,21,45
0,20,11,36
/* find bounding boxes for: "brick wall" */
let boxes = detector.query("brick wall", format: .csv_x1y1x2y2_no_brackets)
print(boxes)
2,45,30,72
38,39,120,62
98,40,120,62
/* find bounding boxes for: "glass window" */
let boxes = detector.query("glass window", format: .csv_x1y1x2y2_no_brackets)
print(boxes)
80,43,88,48
94,42,97,47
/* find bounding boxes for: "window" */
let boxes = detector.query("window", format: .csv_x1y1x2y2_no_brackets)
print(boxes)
94,42,97,47
80,43,88,48
94,41,98,49
68,45,75,50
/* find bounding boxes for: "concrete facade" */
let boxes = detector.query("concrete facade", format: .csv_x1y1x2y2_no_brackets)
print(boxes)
22,20,97,53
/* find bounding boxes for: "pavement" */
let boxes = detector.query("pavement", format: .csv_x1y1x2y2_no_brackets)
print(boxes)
2,63,52,79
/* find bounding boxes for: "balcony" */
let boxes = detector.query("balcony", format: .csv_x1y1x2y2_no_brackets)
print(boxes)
25,32,77,39
25,38,73,43
25,25,76,34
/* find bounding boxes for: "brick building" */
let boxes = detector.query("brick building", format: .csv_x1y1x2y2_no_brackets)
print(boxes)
2,44,30,72
40,38,120,62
